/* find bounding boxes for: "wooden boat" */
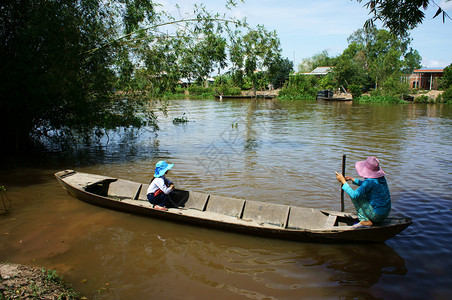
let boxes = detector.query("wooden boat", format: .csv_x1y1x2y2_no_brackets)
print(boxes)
316,96,353,102
316,90,353,101
55,170,412,243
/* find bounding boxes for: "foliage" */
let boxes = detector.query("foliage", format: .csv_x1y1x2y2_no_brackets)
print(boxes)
380,74,411,97
188,85,214,96
440,63,452,89
42,268,62,285
268,57,294,89
215,86,241,95
349,84,363,99
173,113,189,124
334,25,420,95
356,0,451,37
318,74,336,90
333,42,369,89
413,95,431,103
356,95,403,103
278,75,318,100
442,86,452,103
0,0,256,153
402,48,422,74
298,50,338,73
229,25,282,92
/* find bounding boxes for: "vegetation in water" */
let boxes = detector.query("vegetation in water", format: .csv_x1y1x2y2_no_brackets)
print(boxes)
173,113,190,124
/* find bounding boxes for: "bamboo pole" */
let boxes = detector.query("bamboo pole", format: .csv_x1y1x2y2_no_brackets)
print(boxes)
341,154,346,212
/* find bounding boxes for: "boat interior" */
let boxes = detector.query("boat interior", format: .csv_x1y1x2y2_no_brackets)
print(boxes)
84,177,358,230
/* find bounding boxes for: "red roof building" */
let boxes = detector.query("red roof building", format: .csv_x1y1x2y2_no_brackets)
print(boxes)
409,68,444,90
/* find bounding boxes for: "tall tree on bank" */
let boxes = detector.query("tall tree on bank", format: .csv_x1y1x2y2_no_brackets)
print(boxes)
0,0,246,153
229,25,282,93
334,26,421,91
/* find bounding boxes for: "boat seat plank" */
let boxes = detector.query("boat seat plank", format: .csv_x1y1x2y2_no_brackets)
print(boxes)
324,215,337,228
108,179,142,199
137,184,150,201
242,200,290,227
206,195,245,217
287,207,329,229
182,191,209,211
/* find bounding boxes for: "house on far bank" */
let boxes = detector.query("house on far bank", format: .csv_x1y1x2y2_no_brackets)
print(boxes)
178,77,214,88
298,66,333,76
408,68,444,90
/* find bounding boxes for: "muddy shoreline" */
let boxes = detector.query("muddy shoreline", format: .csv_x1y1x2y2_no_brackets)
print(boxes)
0,262,81,299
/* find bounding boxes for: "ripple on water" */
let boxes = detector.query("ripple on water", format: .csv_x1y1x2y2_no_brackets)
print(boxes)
1,100,452,299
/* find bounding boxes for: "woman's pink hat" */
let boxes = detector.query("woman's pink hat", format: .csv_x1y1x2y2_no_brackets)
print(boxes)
355,156,386,178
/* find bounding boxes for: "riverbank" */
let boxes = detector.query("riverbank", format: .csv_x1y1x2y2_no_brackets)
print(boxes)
0,262,81,299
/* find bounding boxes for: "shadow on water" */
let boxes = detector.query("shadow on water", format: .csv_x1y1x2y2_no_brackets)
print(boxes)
5,197,406,299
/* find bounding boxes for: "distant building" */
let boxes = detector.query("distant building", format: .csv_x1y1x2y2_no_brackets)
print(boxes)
297,66,333,76
409,68,444,90
178,77,214,88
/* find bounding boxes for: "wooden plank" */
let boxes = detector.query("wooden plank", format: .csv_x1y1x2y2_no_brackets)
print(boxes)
183,191,209,211
324,215,337,228
206,195,245,217
242,200,289,227
287,207,328,229
108,179,141,199
137,184,150,201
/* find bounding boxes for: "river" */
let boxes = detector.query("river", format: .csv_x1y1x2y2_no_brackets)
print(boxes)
1,99,451,299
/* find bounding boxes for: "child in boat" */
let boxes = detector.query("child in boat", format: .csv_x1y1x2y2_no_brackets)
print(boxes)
335,156,391,229
147,161,175,211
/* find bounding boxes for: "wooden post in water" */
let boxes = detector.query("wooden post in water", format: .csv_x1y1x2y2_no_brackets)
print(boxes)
341,154,346,212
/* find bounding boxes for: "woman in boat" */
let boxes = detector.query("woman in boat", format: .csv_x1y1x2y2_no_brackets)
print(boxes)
335,156,391,229
147,161,175,211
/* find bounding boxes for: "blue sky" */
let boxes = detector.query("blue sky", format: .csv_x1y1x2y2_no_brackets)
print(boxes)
161,0,452,70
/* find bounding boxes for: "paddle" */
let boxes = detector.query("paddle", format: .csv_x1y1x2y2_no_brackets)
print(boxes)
341,154,346,212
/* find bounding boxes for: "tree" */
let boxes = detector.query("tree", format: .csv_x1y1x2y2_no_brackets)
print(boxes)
268,57,294,89
1,0,121,153
402,48,422,74
229,25,282,93
298,50,337,73
440,63,452,89
333,42,369,89
335,26,419,91
0,0,246,153
356,0,451,37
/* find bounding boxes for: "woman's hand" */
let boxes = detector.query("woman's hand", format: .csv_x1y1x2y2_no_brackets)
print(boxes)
335,172,347,184
344,176,354,182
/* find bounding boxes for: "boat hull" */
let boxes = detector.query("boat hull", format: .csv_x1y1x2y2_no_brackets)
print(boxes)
55,170,411,243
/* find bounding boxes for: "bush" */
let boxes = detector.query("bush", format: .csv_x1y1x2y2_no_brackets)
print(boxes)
440,63,452,89
413,95,430,103
278,75,318,100
380,75,410,97
443,86,452,103
349,84,362,99
187,85,214,95
214,86,241,95
356,95,402,103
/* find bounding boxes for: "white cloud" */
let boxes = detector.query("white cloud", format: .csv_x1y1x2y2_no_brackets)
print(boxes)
422,59,449,68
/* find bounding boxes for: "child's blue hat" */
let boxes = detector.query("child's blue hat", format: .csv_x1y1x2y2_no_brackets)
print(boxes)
154,161,174,177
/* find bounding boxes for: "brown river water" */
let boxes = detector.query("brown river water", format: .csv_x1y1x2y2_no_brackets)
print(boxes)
1,99,451,299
